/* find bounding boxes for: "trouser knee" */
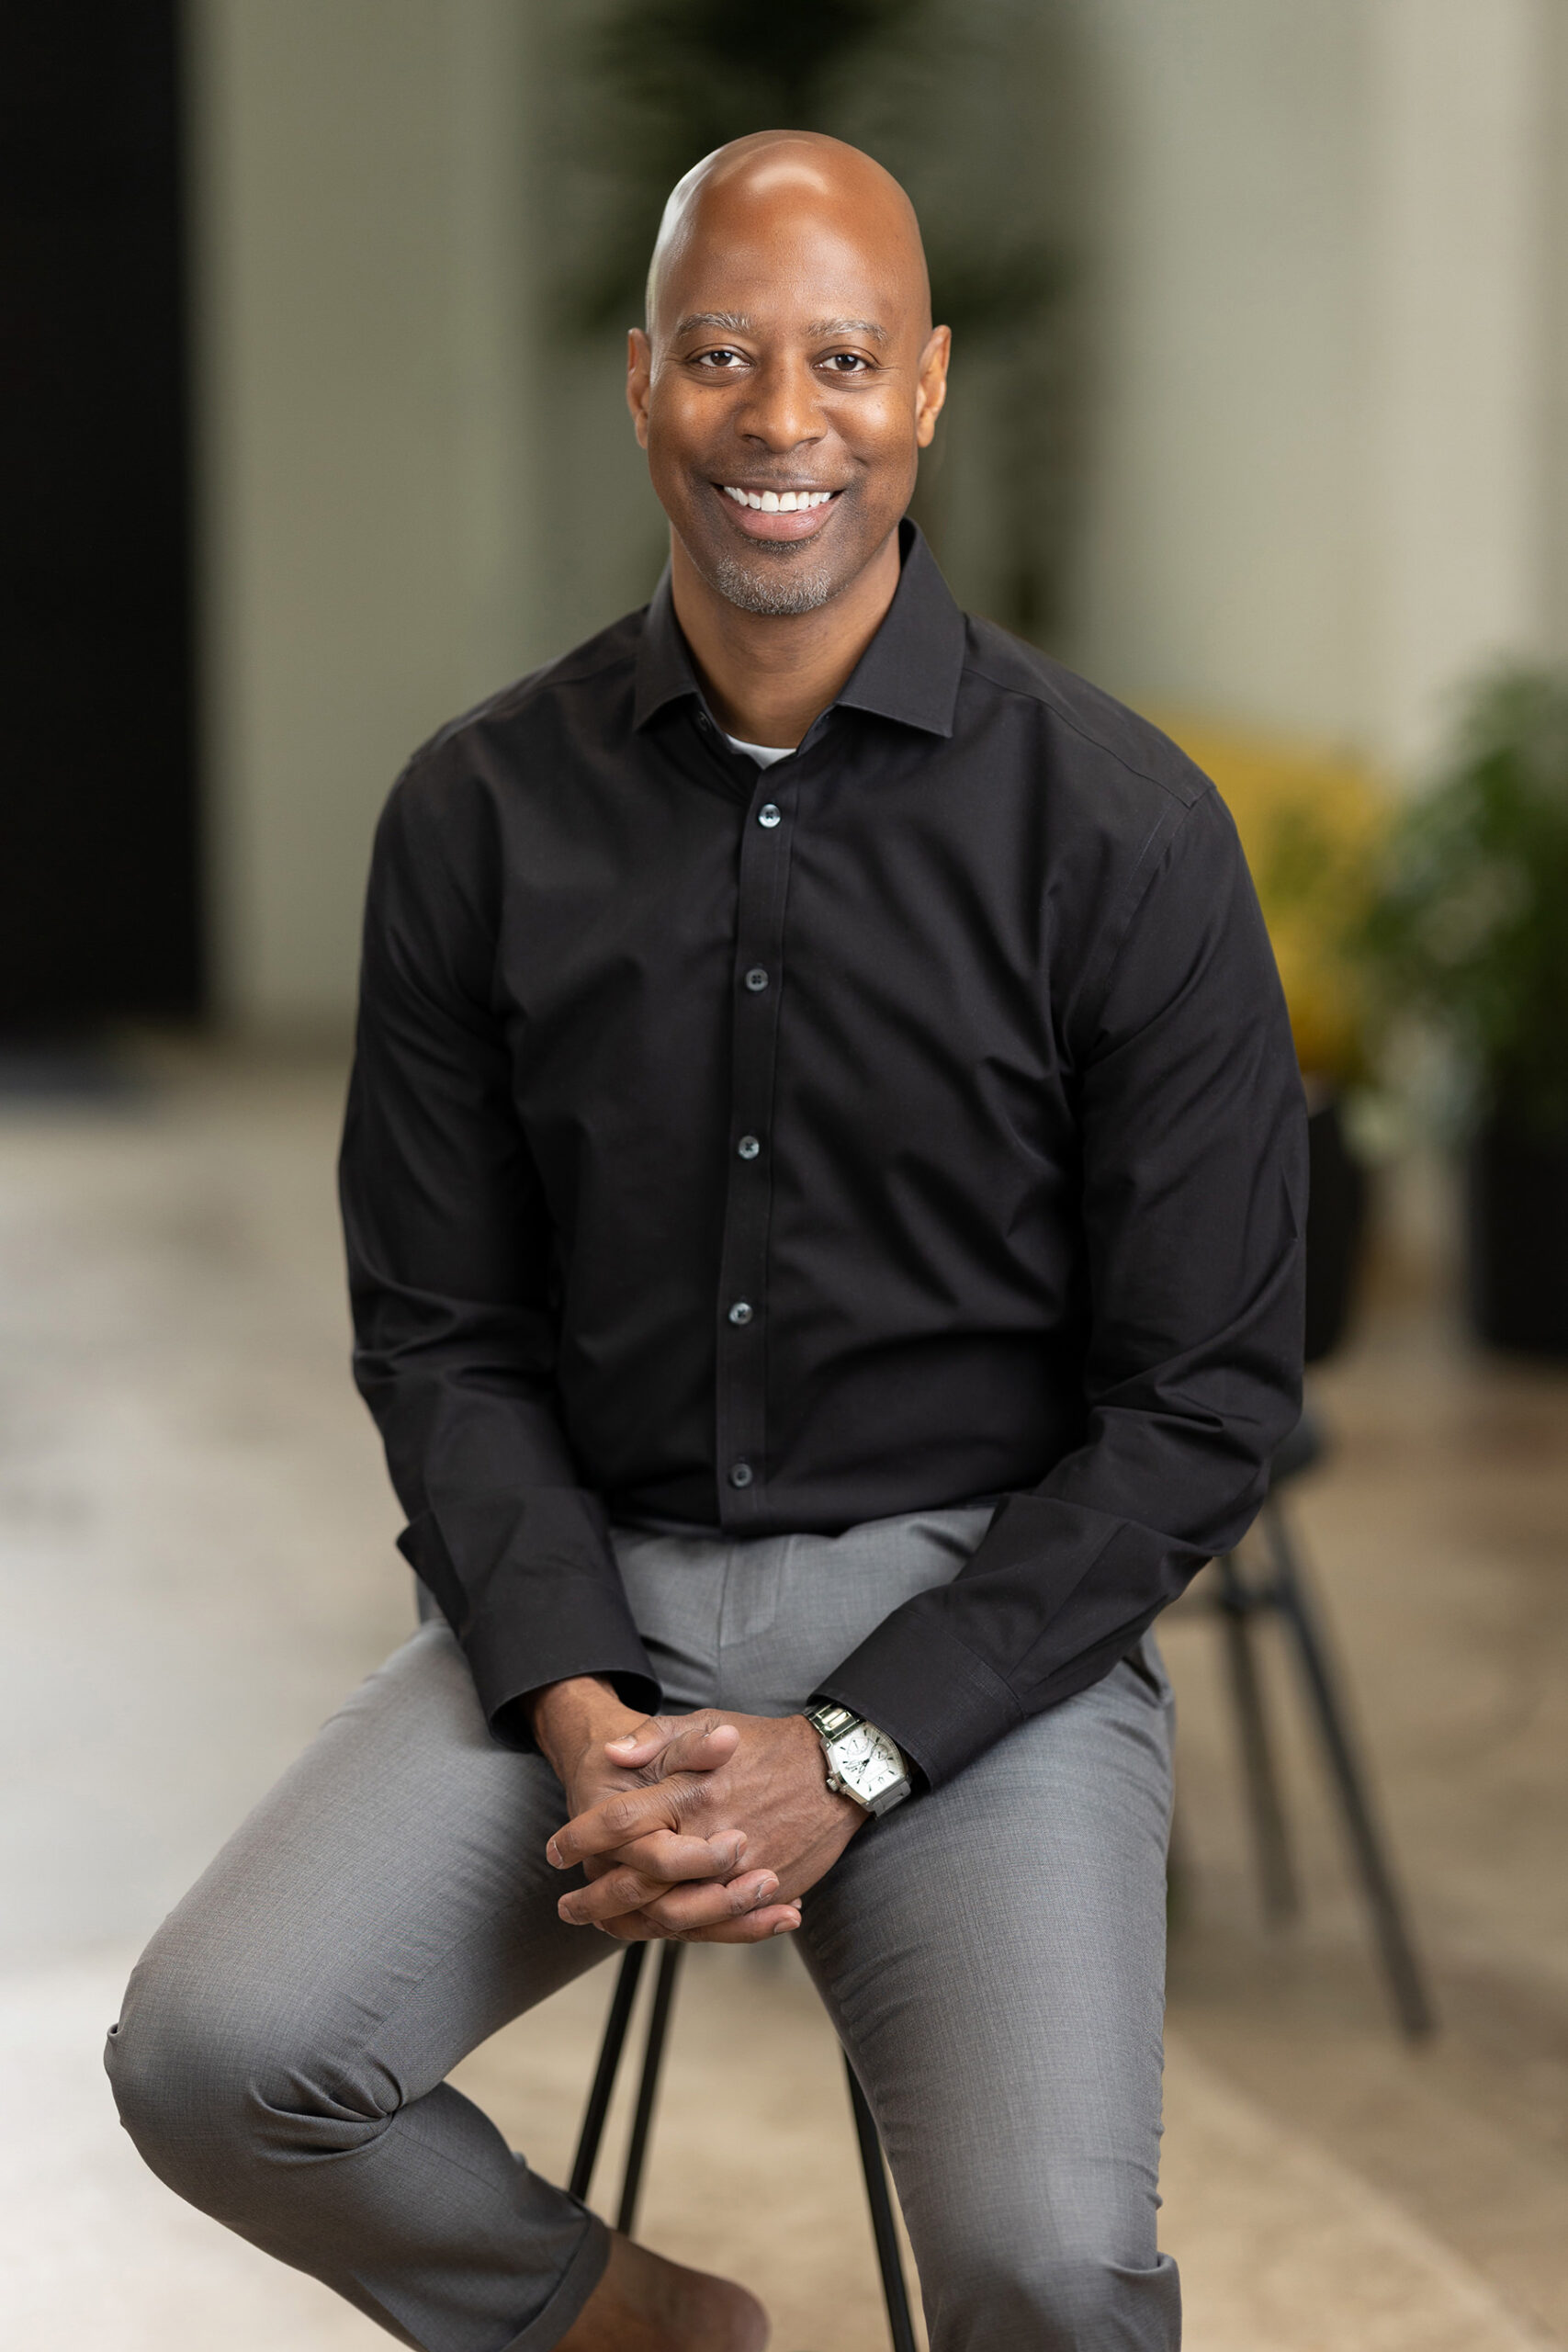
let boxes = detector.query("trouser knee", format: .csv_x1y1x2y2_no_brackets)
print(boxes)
107,1944,390,2219
931,2244,1181,2351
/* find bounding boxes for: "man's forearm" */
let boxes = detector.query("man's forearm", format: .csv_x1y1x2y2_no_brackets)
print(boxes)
529,1675,645,1783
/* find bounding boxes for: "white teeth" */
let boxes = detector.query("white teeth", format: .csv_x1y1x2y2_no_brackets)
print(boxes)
722,486,835,511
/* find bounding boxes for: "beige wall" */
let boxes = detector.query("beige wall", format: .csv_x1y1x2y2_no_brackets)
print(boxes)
1065,0,1370,744
186,0,542,1034
1065,0,1559,769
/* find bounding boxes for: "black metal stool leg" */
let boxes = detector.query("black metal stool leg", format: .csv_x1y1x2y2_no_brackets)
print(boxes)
1261,1499,1438,2040
574,1942,919,2343
844,2053,919,2352
617,1941,683,2234
1214,1550,1299,1920
570,1943,646,2202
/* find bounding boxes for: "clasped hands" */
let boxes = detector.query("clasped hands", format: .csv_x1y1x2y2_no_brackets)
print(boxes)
530,1676,865,1942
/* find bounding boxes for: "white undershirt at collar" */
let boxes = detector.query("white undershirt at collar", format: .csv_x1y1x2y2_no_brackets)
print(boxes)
723,731,795,768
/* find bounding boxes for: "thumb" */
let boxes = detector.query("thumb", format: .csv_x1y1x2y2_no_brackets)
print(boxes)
604,1713,678,1766
605,1712,738,1772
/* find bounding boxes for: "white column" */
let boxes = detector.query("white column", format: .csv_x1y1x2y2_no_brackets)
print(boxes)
1365,0,1550,770
185,0,541,1035
1065,0,1370,741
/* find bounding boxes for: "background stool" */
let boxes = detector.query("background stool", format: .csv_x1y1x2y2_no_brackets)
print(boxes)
1201,1408,1437,2040
573,1940,917,2352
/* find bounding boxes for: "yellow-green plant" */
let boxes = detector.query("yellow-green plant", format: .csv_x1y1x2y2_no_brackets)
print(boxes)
1150,717,1387,1085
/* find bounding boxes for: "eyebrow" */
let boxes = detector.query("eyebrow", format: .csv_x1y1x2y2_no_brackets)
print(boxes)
671,311,889,346
672,312,753,337
806,317,888,345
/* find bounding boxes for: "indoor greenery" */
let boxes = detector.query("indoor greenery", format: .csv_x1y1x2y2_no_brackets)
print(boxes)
1358,670,1568,1137
1150,716,1386,1087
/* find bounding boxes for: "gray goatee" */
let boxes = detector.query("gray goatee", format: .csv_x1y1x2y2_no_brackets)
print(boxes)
712,547,837,617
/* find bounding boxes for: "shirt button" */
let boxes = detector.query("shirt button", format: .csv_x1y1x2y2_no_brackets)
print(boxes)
737,1134,761,1159
695,711,712,731
744,967,769,992
728,1459,754,1489
758,803,782,828
728,1299,753,1325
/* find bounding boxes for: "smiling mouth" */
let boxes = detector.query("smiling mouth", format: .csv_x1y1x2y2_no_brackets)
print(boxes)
721,485,838,513
713,482,844,547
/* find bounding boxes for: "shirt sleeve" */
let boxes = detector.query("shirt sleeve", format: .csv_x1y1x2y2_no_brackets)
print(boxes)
339,767,660,1741
816,784,1307,1789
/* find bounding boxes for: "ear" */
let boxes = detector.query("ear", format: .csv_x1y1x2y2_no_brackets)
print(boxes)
914,325,952,450
626,329,653,449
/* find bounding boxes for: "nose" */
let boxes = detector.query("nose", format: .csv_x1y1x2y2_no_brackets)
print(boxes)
736,354,826,454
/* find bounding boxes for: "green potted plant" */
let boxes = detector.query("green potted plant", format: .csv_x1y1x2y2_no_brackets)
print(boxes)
1359,670,1568,1353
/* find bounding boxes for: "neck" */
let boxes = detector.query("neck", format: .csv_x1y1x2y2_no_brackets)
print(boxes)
668,527,902,748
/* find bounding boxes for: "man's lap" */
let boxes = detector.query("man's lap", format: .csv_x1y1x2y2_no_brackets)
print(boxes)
611,1504,997,1722
133,1510,1171,2129
118,1513,1175,2344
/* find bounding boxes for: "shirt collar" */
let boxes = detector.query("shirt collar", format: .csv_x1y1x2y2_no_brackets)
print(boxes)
632,519,965,741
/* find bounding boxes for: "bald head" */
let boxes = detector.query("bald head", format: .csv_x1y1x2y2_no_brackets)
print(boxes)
627,130,949,626
645,131,931,342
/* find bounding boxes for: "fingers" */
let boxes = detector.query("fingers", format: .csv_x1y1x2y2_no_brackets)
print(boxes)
601,1712,681,1769
608,1826,747,1886
685,1904,802,1944
634,1873,786,1933
547,1782,684,1868
598,1901,803,1946
559,1864,780,1930
605,1712,739,1773
638,1720,744,1781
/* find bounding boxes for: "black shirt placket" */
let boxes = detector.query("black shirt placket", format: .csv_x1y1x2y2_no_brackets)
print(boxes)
341,526,1307,1785
715,755,797,1527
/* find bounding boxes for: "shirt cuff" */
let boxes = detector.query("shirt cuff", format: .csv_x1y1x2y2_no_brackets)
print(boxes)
813,1609,1025,1792
396,1510,661,1746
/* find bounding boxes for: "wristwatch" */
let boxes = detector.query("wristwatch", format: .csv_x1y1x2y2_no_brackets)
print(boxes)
805,1701,912,1818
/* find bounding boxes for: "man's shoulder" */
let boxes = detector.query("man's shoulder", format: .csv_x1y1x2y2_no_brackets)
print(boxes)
959,614,1213,821
394,605,648,803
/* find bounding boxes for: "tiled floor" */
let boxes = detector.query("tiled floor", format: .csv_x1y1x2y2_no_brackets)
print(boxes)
1,1045,1563,2348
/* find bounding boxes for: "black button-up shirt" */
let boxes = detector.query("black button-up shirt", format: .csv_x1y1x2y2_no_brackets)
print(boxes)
341,526,1305,1789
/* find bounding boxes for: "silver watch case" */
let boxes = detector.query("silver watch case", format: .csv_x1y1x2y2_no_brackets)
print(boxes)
805,1702,911,1818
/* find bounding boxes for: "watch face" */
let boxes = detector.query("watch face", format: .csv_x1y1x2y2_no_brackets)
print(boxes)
831,1723,903,1801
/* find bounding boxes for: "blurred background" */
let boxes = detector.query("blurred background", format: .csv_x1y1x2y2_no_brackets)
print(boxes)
2,3,1565,2346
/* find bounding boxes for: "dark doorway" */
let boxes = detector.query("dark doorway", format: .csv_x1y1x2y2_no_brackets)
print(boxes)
0,1,200,1031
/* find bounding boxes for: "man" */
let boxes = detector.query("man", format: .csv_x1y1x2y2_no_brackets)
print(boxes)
109,132,1304,2352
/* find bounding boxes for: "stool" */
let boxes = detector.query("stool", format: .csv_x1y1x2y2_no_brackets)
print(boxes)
572,1940,917,2352
1201,1409,1437,2040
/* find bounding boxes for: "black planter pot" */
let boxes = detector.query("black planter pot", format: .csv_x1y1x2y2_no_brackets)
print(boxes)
1466,1111,1568,1355
1303,1091,1368,1364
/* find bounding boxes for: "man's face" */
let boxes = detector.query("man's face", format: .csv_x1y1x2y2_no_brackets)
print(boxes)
628,187,948,616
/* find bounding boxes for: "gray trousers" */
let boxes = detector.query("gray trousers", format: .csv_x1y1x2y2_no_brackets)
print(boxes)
107,1508,1180,2351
